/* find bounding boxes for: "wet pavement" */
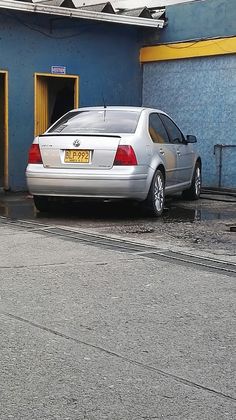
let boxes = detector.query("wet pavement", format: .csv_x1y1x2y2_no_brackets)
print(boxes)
0,191,235,258
0,193,236,419
0,192,235,222
1,215,236,420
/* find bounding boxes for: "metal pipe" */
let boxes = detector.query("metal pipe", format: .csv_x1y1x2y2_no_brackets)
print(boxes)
214,144,236,189
219,145,223,188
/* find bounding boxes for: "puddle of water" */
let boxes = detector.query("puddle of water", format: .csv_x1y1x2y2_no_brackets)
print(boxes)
0,202,36,219
163,207,236,223
0,197,235,223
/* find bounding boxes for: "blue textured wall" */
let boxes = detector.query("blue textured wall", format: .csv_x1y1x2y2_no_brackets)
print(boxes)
144,0,236,45
143,55,236,188
0,11,142,190
163,0,236,42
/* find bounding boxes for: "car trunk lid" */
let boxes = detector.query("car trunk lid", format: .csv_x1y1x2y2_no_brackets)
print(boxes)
38,134,121,169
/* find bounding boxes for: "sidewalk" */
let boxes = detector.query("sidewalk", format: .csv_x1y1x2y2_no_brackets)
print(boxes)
0,218,236,419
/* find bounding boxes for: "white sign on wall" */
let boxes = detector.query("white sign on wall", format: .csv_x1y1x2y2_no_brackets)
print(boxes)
51,66,67,75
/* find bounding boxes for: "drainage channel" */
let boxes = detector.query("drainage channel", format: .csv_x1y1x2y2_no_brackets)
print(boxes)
1,216,236,277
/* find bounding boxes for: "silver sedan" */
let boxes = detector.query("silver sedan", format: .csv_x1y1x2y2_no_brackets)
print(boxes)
26,106,201,216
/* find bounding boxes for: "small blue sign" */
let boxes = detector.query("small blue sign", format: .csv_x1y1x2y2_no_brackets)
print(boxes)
51,66,66,75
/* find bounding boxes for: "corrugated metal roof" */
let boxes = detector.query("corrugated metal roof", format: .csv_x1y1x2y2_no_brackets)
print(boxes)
65,1,116,14
38,0,64,6
0,0,167,28
150,9,166,20
118,7,153,19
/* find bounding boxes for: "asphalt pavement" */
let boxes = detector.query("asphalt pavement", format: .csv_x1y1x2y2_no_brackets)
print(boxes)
0,213,235,419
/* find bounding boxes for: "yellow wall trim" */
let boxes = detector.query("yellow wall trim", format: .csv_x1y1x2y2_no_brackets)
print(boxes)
0,70,9,190
34,73,79,137
140,36,236,63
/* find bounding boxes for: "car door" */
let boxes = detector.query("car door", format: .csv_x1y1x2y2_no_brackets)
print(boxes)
148,113,178,188
159,114,194,184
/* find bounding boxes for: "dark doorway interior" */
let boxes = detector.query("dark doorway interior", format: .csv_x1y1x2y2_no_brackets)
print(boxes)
48,77,75,125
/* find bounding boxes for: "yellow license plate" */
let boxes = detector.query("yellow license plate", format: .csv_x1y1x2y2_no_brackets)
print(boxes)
64,150,90,163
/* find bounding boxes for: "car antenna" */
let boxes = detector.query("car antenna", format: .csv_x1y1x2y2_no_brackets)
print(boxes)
102,92,107,109
102,93,107,121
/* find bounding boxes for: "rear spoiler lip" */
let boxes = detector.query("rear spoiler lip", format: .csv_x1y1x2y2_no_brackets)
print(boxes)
40,133,122,138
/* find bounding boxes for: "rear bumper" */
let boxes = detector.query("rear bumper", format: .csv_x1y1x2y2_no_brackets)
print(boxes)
26,166,149,200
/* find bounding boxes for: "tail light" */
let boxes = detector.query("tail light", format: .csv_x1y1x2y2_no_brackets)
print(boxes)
28,144,42,164
114,145,137,166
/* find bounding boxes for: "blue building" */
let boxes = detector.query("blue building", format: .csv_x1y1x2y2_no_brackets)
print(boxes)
141,0,236,189
0,0,165,190
0,0,235,191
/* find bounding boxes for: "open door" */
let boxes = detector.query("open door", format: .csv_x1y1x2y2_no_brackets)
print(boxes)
0,71,8,190
34,73,79,136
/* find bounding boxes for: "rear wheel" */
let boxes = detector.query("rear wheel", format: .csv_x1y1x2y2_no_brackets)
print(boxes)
145,170,165,217
33,195,51,212
182,163,201,200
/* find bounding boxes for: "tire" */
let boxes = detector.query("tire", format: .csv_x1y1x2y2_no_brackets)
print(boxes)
33,195,51,212
182,163,201,200
145,170,165,217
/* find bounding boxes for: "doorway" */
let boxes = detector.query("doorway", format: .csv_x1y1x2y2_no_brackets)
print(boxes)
34,73,79,136
0,71,8,190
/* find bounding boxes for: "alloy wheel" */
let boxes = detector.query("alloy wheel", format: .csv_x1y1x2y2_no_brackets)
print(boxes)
154,173,164,212
195,166,201,196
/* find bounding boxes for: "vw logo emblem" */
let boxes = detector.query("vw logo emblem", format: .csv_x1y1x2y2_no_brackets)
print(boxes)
73,139,81,147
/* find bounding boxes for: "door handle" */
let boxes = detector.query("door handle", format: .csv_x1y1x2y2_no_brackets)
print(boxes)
159,149,165,155
177,150,181,156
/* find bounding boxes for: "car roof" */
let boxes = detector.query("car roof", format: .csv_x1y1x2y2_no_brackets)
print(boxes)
71,106,165,114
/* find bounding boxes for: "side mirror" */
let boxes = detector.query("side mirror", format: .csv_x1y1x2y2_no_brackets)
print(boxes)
186,135,197,143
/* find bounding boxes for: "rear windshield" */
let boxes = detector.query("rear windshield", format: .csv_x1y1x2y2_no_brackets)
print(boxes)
47,110,141,134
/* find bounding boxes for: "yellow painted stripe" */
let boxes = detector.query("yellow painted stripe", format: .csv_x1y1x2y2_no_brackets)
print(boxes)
140,36,236,63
